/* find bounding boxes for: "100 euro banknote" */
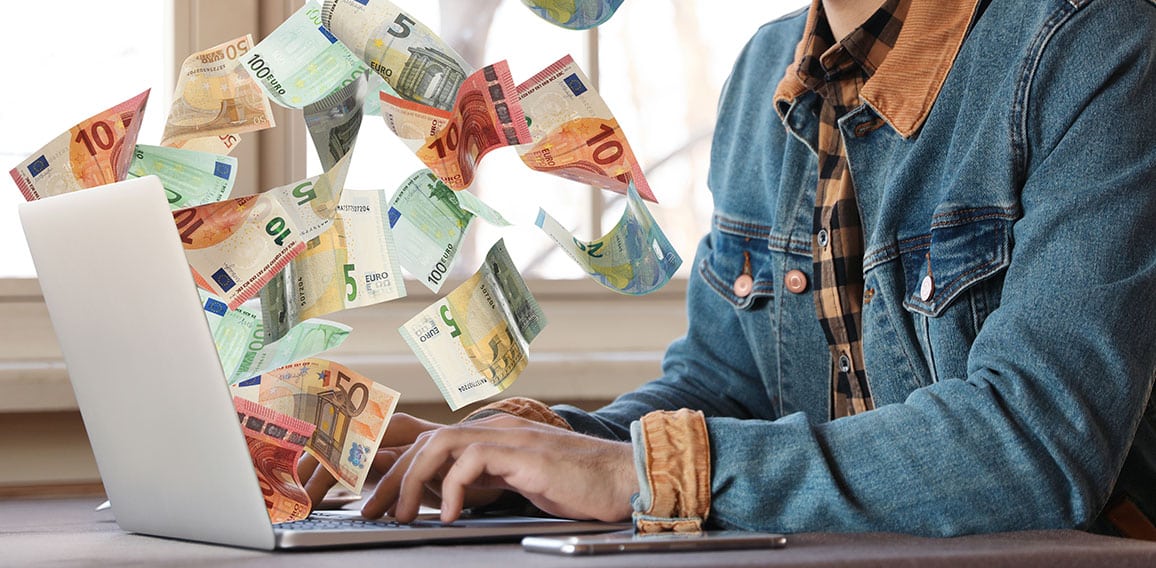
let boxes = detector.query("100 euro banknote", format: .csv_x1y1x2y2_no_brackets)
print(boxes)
400,239,546,411
234,397,316,523
322,0,472,112
260,188,406,343
244,1,369,109
127,145,237,209
10,90,149,201
201,292,352,384
175,194,305,309
516,55,655,202
235,358,400,493
161,35,274,153
535,181,681,295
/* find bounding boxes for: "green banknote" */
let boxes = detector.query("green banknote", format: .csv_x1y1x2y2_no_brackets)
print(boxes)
534,181,682,295
399,239,546,411
234,358,400,493
244,1,369,108
200,291,351,384
260,188,406,343
304,76,365,171
127,144,237,209
387,169,512,292
322,0,472,112
266,151,353,242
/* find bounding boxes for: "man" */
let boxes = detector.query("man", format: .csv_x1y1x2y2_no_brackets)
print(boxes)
303,0,1156,537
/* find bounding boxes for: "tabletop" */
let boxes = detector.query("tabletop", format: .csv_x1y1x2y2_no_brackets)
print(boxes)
3,497,1156,567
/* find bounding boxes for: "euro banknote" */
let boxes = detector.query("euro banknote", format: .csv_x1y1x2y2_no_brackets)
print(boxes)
377,92,452,151
201,291,352,384
321,0,472,112
126,145,237,209
234,396,316,523
266,151,353,243
244,1,369,109
411,61,533,190
304,76,365,171
400,239,546,411
521,0,624,30
516,55,655,202
10,90,149,201
387,169,475,292
161,35,274,153
259,188,406,343
535,181,681,294
237,358,400,493
175,193,305,309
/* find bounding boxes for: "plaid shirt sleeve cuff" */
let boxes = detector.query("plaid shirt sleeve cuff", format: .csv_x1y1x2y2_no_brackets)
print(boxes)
630,409,711,533
460,397,573,431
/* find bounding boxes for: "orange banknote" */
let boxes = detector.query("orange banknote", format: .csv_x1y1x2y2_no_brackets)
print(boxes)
10,90,150,201
515,55,656,202
234,397,316,524
410,61,532,190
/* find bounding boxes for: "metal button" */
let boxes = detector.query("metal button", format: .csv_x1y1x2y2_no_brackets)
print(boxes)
920,274,934,301
732,274,754,298
784,270,808,294
817,228,829,248
838,354,851,373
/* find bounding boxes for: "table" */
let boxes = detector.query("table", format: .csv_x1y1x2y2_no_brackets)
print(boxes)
3,497,1156,567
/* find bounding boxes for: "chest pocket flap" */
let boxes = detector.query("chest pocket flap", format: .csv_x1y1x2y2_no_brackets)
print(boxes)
699,213,782,310
902,209,1014,317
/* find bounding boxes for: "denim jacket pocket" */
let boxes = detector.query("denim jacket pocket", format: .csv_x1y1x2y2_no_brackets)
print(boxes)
902,208,1014,317
698,213,779,310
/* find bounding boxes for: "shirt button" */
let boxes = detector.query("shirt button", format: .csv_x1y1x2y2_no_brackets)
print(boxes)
920,274,934,301
733,274,754,298
817,228,829,248
839,354,851,373
784,270,808,294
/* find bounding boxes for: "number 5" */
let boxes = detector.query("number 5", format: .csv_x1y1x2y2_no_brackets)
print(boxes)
343,264,357,301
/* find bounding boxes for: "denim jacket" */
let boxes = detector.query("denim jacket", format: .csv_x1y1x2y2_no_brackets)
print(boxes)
553,0,1156,535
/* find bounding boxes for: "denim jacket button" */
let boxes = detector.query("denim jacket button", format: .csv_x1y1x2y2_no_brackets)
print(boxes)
785,270,808,294
733,274,754,297
920,274,935,301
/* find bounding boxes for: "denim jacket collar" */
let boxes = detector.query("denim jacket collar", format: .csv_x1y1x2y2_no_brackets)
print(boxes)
774,0,982,139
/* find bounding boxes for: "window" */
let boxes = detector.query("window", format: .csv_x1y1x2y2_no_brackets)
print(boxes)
1,0,804,415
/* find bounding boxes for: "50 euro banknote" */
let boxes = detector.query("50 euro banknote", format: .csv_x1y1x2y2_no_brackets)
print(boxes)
400,239,546,411
232,359,400,494
234,396,316,523
10,90,149,201
161,35,274,154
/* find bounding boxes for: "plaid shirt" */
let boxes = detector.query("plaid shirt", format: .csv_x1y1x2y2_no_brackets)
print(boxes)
778,0,909,418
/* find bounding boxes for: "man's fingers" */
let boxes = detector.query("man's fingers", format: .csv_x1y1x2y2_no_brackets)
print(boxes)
296,454,320,483
303,461,337,507
381,413,441,447
437,443,522,523
362,436,429,519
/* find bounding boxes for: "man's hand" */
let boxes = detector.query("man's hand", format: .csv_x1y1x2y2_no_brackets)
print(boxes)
296,412,441,508
362,413,638,524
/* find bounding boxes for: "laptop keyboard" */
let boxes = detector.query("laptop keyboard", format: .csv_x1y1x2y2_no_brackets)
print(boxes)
275,511,424,531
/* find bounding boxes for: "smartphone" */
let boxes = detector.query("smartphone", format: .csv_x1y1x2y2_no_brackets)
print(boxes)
522,529,787,556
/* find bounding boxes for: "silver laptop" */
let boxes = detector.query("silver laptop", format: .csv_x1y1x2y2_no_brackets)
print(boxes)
18,175,626,550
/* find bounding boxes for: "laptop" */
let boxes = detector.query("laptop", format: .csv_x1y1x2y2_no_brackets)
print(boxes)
18,175,627,550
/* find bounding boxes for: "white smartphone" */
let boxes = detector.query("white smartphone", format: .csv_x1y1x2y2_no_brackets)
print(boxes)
522,529,787,556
